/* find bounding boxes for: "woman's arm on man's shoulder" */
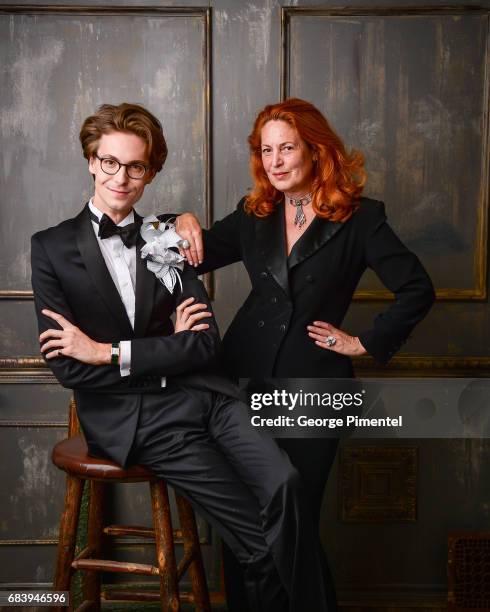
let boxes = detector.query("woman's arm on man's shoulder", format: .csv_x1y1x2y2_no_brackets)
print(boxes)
174,198,246,273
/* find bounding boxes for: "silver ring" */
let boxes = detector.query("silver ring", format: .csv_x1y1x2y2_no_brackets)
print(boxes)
180,239,190,249
325,335,336,347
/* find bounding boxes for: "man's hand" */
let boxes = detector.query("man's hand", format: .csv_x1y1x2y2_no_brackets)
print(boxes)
307,321,367,356
175,213,204,266
175,297,212,333
40,309,111,365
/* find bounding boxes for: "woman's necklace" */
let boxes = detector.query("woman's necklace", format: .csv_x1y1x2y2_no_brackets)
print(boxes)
287,192,312,229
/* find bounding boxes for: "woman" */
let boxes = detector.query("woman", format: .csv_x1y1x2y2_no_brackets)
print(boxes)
175,98,435,610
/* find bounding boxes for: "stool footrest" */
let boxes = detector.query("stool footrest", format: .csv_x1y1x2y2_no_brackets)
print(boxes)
104,524,155,538
102,589,194,603
104,523,184,541
72,558,160,576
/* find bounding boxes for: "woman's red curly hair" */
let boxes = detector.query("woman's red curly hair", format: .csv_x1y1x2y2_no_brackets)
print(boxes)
245,98,366,221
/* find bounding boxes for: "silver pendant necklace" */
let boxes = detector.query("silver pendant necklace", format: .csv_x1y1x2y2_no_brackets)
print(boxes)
287,192,312,229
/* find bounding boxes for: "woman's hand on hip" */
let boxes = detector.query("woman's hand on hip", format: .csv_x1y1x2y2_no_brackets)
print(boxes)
175,213,203,267
307,321,367,356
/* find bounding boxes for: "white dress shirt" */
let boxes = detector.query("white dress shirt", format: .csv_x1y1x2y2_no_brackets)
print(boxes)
88,200,165,385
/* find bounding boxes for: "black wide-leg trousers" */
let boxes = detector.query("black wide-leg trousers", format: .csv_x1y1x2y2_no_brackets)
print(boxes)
223,437,340,612
128,384,329,612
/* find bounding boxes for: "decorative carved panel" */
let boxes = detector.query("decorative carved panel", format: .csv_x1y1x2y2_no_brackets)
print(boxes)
448,532,490,610
340,445,417,522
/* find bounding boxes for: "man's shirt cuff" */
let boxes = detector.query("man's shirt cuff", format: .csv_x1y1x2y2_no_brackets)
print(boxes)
119,340,166,387
119,340,131,377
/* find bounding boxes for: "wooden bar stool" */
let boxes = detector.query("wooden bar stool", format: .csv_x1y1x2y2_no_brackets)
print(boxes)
51,398,211,612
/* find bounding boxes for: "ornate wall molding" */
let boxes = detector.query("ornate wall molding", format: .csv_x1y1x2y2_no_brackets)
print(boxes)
3,355,490,381
353,355,490,377
0,358,57,383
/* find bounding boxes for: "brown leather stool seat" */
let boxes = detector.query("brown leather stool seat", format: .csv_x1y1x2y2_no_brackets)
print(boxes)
51,399,211,612
52,435,152,481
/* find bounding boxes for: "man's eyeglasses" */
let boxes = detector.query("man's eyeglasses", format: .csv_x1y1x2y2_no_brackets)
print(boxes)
95,154,149,180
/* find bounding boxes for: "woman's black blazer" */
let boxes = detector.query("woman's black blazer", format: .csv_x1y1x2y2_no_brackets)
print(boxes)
196,197,435,379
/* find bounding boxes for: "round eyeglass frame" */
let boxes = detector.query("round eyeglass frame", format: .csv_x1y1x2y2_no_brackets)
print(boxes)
95,154,149,180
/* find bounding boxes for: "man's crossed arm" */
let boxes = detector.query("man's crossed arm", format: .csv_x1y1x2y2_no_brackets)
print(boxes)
40,297,212,365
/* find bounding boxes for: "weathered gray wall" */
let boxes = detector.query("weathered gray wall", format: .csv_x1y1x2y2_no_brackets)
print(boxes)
1,0,489,608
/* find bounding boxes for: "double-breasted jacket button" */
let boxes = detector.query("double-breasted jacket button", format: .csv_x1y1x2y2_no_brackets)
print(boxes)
279,324,286,332
306,275,315,283
258,320,265,328
271,296,278,304
260,271,268,280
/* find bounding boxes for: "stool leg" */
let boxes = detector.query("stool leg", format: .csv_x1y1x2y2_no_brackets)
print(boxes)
150,480,180,612
83,480,104,611
52,475,84,610
175,494,211,611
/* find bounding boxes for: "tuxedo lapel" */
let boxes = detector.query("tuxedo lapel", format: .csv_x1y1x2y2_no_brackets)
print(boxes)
75,205,134,337
288,216,345,269
255,206,290,298
134,227,157,337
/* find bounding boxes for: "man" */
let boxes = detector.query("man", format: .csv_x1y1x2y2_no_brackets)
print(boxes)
31,103,329,611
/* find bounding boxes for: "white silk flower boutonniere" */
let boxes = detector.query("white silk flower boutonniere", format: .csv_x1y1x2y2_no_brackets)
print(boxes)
140,215,185,294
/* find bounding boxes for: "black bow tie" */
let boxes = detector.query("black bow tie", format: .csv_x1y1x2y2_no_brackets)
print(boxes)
90,210,142,249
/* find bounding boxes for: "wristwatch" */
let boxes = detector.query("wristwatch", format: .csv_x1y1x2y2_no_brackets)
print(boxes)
111,342,120,366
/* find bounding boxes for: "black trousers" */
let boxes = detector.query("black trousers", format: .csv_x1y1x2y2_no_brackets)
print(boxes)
223,437,340,612
128,385,329,612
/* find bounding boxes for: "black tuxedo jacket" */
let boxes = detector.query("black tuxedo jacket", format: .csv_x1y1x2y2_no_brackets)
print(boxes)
190,197,435,378
31,204,238,466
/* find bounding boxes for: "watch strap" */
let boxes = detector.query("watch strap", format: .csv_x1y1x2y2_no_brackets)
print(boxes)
110,342,120,366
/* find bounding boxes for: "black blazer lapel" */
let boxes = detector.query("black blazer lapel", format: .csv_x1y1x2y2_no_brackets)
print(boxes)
134,230,157,337
255,206,290,298
75,205,134,337
288,216,345,269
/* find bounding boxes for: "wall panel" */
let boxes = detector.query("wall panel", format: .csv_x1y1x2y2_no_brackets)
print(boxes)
283,7,489,300
0,5,211,297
